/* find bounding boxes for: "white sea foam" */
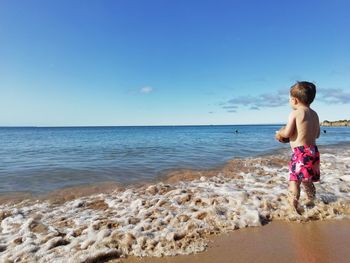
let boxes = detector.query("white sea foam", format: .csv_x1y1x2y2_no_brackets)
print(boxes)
1,146,350,262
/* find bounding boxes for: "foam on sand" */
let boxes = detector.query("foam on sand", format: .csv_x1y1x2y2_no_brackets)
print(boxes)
1,146,350,262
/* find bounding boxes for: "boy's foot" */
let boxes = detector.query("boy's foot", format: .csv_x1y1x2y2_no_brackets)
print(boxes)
296,205,304,215
288,207,304,221
305,199,315,208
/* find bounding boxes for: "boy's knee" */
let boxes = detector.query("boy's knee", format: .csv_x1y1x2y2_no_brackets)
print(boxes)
288,188,300,200
288,181,301,192
287,190,299,210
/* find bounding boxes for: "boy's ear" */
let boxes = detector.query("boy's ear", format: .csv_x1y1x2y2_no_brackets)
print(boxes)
292,97,299,105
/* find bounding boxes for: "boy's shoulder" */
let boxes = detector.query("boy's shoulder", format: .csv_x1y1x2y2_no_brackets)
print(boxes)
294,107,317,114
291,108,303,117
294,107,319,121
310,107,319,116
306,107,319,119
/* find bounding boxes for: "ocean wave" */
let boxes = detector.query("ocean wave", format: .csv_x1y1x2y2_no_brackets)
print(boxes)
1,146,350,262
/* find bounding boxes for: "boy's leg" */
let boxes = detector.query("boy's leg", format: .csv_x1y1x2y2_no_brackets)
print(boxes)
288,181,301,210
302,182,316,205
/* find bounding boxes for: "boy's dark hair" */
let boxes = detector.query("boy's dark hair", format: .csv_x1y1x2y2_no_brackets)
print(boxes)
290,81,316,105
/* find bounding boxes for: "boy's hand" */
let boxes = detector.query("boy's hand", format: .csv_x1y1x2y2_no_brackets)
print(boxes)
275,127,290,143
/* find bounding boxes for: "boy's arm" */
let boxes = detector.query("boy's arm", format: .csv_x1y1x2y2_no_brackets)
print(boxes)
278,111,296,138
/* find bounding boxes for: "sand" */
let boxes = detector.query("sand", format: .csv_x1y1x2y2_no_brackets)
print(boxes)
121,219,350,263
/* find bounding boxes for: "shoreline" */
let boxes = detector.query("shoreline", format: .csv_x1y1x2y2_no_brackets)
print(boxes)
2,141,350,204
120,219,350,263
0,147,290,205
0,146,293,205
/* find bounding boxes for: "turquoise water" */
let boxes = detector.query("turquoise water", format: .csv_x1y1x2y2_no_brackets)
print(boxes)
0,125,349,194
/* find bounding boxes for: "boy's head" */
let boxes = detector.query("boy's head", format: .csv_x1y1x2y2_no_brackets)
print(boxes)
289,81,316,107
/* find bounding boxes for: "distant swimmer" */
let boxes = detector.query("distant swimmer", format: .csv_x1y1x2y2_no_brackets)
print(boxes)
234,129,239,133
323,130,327,133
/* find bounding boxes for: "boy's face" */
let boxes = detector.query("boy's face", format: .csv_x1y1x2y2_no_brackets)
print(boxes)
289,96,298,109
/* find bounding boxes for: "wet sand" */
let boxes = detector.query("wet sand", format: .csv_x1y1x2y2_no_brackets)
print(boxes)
121,219,350,263
0,181,123,205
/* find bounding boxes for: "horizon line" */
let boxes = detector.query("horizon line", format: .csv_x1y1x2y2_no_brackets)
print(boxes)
0,123,286,128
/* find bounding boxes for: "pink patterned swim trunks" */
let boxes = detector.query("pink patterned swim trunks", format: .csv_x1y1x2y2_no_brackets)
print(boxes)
289,145,320,182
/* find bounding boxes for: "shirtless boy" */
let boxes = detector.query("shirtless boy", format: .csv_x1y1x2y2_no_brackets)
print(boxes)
275,81,320,211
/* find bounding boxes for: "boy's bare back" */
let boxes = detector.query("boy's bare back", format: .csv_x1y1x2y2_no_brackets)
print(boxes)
289,106,320,148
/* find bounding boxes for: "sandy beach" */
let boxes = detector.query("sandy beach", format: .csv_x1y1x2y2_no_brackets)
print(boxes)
121,219,350,263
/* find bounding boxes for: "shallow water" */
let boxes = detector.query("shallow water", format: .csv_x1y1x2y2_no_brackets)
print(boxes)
1,125,349,194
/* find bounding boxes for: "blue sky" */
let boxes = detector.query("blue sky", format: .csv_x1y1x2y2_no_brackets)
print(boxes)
0,0,349,126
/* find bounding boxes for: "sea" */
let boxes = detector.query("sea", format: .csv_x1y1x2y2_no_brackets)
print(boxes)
0,125,349,194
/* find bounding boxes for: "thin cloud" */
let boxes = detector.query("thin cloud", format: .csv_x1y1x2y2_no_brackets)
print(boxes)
224,92,287,112
222,105,238,109
140,86,153,94
222,87,350,112
318,88,350,104
250,106,260,110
